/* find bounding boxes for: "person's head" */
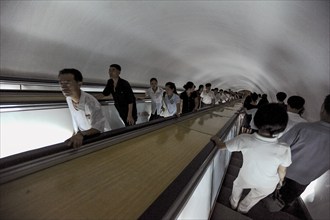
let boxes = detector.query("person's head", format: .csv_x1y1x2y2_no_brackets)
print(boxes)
183,81,195,93
276,92,287,103
109,64,121,79
251,92,258,102
254,103,288,136
244,96,252,108
261,94,268,99
287,96,305,113
205,83,211,92
321,94,330,122
58,68,83,98
198,84,204,92
150,78,158,90
165,82,177,96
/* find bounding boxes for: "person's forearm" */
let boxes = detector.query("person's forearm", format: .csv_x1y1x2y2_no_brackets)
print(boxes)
79,128,100,137
176,103,181,116
211,136,227,149
278,166,287,183
128,103,133,117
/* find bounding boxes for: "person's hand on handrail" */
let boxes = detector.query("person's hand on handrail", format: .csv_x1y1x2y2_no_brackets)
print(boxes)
210,135,227,149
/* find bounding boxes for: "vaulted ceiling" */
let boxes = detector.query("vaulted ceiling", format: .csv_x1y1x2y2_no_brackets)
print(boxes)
0,1,329,121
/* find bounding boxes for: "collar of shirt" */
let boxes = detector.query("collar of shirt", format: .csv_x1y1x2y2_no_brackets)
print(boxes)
253,132,278,143
76,90,86,111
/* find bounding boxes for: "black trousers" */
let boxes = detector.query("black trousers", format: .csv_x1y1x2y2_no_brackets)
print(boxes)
149,110,162,121
279,177,308,206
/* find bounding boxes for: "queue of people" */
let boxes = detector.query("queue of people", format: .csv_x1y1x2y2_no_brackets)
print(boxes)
212,92,330,214
59,65,242,148
58,66,329,216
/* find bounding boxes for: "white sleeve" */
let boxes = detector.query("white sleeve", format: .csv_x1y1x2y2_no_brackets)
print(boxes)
225,135,245,152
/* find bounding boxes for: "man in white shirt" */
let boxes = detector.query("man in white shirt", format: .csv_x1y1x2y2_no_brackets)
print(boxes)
284,96,307,132
212,103,291,213
59,68,109,148
200,83,215,108
145,78,164,121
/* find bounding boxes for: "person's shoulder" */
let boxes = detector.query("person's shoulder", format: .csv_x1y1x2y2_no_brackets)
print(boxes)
82,91,99,102
119,77,131,85
174,93,180,99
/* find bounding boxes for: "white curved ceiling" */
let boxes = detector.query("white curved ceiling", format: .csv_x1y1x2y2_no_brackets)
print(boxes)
0,1,329,121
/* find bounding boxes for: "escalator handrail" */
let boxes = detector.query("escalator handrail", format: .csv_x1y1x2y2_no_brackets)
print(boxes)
0,100,242,184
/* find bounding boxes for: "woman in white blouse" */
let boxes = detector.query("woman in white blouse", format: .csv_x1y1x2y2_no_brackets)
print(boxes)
162,82,181,117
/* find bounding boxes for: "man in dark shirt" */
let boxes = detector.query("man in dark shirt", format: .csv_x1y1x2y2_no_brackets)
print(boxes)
101,64,137,126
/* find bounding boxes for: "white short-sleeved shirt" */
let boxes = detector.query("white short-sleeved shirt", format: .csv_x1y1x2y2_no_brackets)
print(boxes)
66,90,110,133
246,108,258,130
225,133,292,188
145,87,164,114
285,112,307,132
163,93,181,116
200,90,215,104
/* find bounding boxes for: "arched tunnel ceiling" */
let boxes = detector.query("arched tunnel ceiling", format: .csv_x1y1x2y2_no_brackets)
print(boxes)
0,1,329,121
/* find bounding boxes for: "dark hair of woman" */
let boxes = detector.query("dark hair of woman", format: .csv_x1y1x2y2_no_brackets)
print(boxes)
183,81,194,90
165,82,178,95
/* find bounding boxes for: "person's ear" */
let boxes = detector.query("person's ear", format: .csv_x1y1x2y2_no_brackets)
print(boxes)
78,81,83,88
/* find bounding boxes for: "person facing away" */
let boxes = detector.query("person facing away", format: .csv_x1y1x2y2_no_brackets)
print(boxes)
58,68,109,148
162,82,181,117
145,78,164,121
257,94,269,108
180,81,199,114
101,64,137,126
276,92,287,110
211,103,291,214
278,94,330,208
241,92,258,133
200,83,215,108
283,95,307,133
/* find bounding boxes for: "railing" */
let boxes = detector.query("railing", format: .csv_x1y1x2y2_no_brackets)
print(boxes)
0,101,240,184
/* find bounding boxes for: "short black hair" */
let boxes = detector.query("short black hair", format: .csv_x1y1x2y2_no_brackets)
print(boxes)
254,103,288,135
198,85,204,90
59,68,83,82
276,92,287,102
287,96,305,110
150,78,157,83
251,92,258,102
110,64,121,71
205,83,211,87
183,81,195,90
324,94,330,115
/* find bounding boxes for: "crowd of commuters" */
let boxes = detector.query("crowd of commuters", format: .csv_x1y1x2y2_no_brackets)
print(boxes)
212,91,330,214
58,66,329,216
58,65,242,147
